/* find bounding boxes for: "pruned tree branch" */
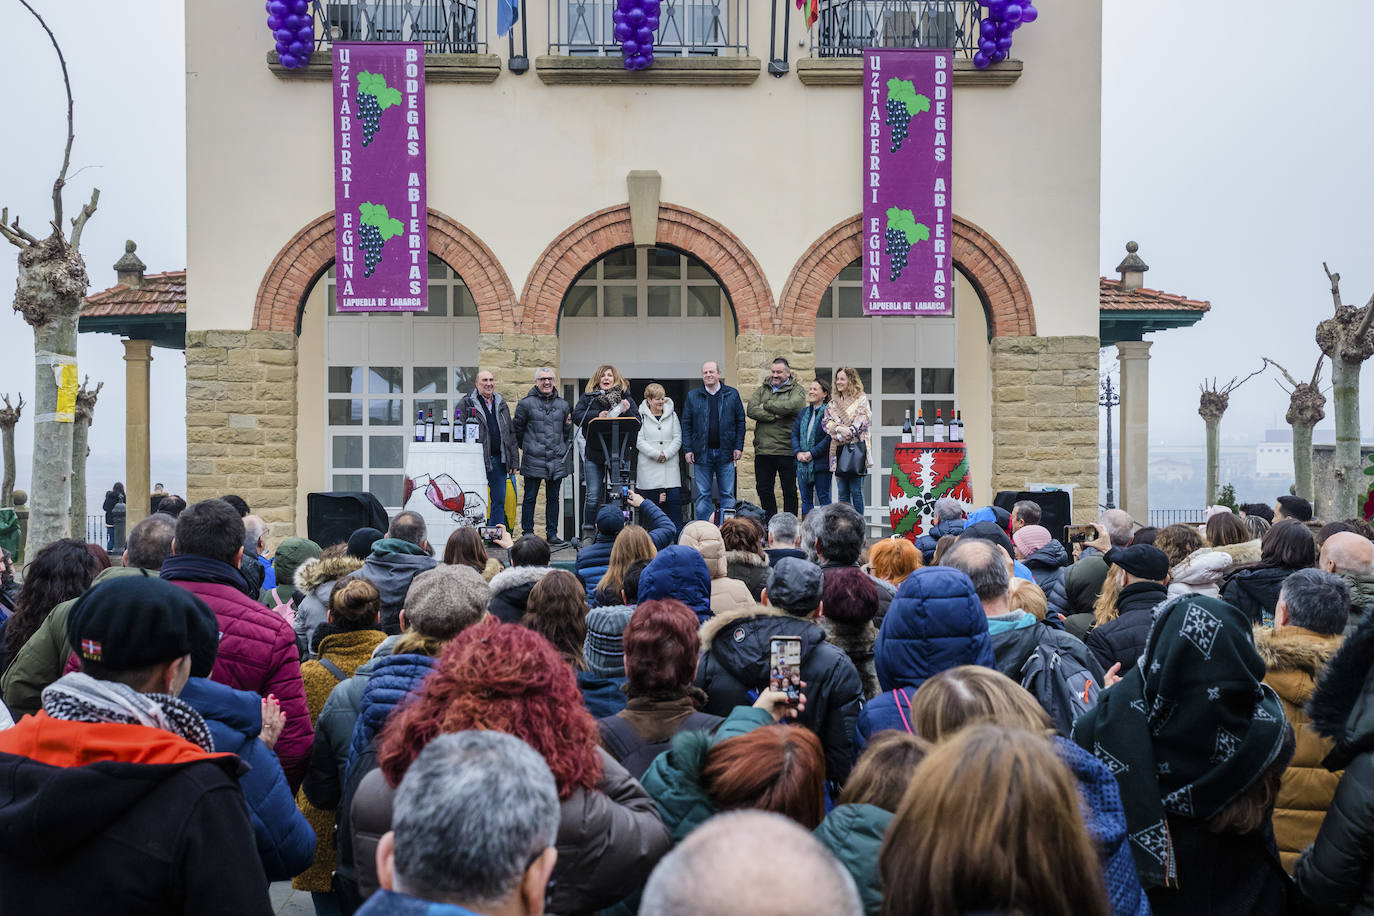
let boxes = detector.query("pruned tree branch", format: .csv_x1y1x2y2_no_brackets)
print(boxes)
1311,354,1325,388
1356,291,1374,342
17,0,75,233
68,188,99,251
0,208,39,249
1263,357,1299,391
1223,364,1266,395
1324,262,1343,311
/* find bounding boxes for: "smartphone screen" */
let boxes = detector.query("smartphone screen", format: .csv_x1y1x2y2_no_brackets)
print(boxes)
479,526,500,540
1064,524,1094,544
769,636,803,706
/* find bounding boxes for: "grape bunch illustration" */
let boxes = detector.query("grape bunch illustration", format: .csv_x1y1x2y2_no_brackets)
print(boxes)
356,71,403,147
884,78,931,153
884,207,931,282
358,202,404,278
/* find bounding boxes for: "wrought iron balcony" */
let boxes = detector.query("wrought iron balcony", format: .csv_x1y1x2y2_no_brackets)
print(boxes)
307,0,488,54
810,0,978,58
548,0,747,56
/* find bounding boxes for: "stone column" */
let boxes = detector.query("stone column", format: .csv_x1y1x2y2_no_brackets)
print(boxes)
1116,340,1152,522
123,339,154,530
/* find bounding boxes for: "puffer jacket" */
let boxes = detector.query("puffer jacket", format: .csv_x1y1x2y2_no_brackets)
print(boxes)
725,549,770,601
1083,581,1168,673
179,676,315,881
987,609,1105,687
1048,550,1110,619
1167,547,1235,598
344,539,437,633
488,565,556,623
696,604,863,783
1296,617,1374,913
746,376,806,456
352,746,670,916
680,384,746,457
1021,539,1070,595
636,398,682,490
679,521,756,617
576,502,676,600
347,652,439,771
1343,572,1374,631
292,554,364,657
161,555,312,790
513,385,572,480
859,566,995,747
821,618,880,700
456,388,520,474
1255,624,1343,873
639,546,713,623
1224,565,1300,627
814,802,891,916
914,518,965,564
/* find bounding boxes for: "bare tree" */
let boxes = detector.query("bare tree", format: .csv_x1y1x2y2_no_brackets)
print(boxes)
1318,263,1374,519
0,394,23,507
1261,356,1326,503
69,376,102,538
1197,365,1264,505
0,2,99,556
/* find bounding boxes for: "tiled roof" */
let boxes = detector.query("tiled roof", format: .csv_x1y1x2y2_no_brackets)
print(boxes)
82,271,186,318
1100,277,1210,313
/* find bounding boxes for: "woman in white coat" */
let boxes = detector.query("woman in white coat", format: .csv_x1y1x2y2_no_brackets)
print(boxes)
637,383,684,532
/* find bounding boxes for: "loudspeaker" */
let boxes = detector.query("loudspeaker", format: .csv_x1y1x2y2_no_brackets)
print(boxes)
307,491,389,548
994,490,1074,545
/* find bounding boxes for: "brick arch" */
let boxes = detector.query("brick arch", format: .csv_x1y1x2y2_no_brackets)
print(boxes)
519,203,774,335
776,213,1035,338
253,208,516,334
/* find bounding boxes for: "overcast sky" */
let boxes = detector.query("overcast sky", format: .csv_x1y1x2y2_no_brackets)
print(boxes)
0,0,1370,519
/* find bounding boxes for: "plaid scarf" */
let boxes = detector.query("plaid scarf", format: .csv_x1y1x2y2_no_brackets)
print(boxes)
1071,594,1286,889
41,672,215,752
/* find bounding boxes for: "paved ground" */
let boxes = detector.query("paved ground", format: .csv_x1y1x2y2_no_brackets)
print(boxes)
271,882,316,915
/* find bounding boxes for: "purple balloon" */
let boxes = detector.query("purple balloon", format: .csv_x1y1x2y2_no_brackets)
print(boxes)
269,0,288,14
1020,3,1037,22
612,8,626,21
284,13,302,29
267,15,283,30
280,52,300,67
623,38,640,54
627,7,646,26
643,0,661,14
636,26,653,43
275,27,294,42
973,49,990,68
296,25,314,41
979,18,997,38
997,19,1015,36
645,14,659,28
990,48,1007,62
1004,3,1023,21
987,0,1006,15
289,40,306,55
291,0,309,14
641,49,653,65
978,37,996,54
994,35,1012,50
614,22,632,39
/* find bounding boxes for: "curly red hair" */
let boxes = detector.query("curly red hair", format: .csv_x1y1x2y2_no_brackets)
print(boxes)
377,620,603,799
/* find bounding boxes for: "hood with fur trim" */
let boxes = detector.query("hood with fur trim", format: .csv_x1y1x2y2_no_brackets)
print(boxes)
1308,617,1374,768
1212,539,1263,566
488,564,555,596
295,554,365,594
1254,625,1342,709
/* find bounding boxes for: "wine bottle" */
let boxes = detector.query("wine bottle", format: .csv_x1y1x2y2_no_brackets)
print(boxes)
932,408,946,443
438,408,451,443
901,409,913,444
952,409,964,442
414,409,427,443
425,410,435,442
464,408,481,444
915,408,926,442
452,405,465,442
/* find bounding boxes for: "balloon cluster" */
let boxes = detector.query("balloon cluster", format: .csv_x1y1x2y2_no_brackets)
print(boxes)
972,0,1037,69
267,0,316,69
613,0,659,71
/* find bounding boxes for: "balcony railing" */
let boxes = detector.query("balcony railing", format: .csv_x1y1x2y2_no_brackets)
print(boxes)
810,0,978,58
548,0,747,56
308,0,488,54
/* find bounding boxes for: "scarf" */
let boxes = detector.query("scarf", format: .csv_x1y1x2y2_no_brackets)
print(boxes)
797,404,823,487
1071,594,1286,889
160,554,255,598
41,671,215,752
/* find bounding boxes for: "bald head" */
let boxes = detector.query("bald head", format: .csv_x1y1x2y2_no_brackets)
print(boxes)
1321,531,1374,577
641,812,861,916
1098,509,1135,548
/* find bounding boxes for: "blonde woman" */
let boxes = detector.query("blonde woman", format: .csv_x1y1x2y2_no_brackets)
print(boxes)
572,365,636,542
636,382,683,530
823,367,872,515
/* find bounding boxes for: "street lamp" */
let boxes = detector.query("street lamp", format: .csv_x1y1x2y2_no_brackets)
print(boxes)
1100,376,1120,510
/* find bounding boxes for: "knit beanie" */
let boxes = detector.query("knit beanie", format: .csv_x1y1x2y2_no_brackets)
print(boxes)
348,527,385,560
403,565,491,641
1011,524,1052,558
596,505,626,539
273,537,322,591
583,605,635,678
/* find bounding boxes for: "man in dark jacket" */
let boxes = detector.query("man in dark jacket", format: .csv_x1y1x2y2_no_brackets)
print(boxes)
457,369,521,527
914,497,966,563
0,576,273,915
765,511,806,567
512,367,572,546
807,501,895,624
1082,544,1170,673
747,358,806,521
695,558,862,784
345,511,438,634
161,499,313,791
575,492,677,601
681,361,745,523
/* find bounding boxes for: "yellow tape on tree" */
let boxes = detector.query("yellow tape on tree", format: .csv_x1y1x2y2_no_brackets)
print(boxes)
55,364,78,423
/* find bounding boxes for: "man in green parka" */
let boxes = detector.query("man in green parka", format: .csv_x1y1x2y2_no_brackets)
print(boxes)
747,358,807,522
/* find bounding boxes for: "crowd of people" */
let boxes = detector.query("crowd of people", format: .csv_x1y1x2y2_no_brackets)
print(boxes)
5,478,1374,915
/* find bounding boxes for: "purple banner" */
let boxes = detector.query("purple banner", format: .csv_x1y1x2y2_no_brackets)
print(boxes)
862,49,952,316
333,42,428,311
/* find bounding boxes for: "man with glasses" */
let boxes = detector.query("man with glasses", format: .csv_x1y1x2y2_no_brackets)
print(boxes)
682,361,745,523
513,368,573,547
458,370,521,529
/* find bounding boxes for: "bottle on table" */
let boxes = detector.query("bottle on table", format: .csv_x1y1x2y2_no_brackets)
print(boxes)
915,408,926,442
452,405,465,442
901,409,914,444
414,409,427,443
952,410,963,442
464,408,481,444
932,409,946,443
425,410,435,442
438,408,451,443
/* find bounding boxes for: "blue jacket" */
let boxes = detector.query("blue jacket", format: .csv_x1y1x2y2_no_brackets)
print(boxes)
858,566,996,746
356,889,483,916
576,501,677,601
680,384,745,457
638,545,714,623
347,653,438,771
179,677,315,881
578,671,629,717
913,518,965,564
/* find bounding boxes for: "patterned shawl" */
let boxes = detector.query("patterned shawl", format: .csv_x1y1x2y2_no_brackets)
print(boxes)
41,671,215,752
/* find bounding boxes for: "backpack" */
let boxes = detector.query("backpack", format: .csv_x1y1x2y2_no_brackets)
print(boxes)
1019,641,1100,736
598,712,723,780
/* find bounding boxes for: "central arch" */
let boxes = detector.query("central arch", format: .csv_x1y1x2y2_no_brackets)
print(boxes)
519,203,774,335
776,214,1036,338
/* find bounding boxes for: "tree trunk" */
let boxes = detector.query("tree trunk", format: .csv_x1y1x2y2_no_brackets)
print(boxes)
26,316,77,555
1,424,14,507
1332,356,1361,519
69,414,88,539
1292,421,1314,503
1205,417,1220,506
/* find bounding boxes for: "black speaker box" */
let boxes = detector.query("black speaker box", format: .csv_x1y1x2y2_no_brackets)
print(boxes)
993,490,1074,545
306,491,390,548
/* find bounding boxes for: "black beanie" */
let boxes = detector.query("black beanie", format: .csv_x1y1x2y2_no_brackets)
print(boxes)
348,527,385,560
67,576,218,672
